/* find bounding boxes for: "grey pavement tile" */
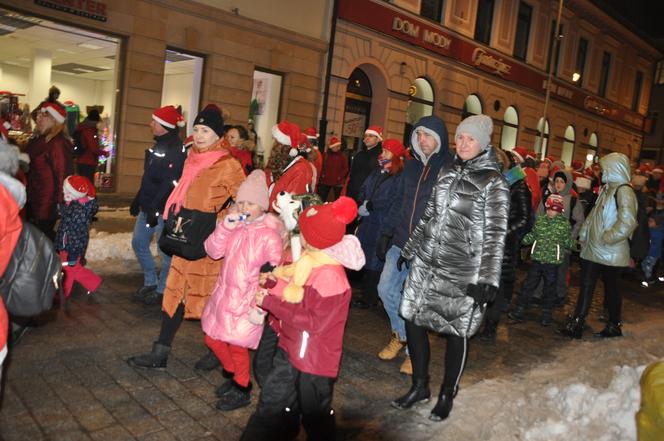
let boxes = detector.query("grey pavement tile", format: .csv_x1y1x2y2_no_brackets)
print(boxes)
71,405,117,432
0,387,27,416
72,363,116,388
179,377,217,404
99,359,154,390
89,425,136,441
128,387,179,416
46,429,94,441
197,414,243,439
112,403,164,438
90,383,134,409
145,374,191,400
169,394,215,420
138,430,179,441
165,358,198,381
155,409,208,441
0,410,45,441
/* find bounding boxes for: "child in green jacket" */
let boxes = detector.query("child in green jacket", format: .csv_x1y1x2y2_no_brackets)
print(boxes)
508,194,576,325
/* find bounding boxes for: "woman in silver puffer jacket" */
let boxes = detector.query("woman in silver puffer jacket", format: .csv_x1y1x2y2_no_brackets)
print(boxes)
391,114,510,422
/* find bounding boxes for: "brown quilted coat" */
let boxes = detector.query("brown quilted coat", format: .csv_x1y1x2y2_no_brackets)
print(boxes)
162,139,245,319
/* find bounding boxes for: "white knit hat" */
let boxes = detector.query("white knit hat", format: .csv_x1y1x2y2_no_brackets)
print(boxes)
455,114,493,150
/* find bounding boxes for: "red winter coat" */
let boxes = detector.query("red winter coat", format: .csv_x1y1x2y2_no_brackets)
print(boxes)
0,185,22,366
261,264,351,378
523,167,542,212
75,122,103,166
320,150,349,187
229,147,253,176
27,132,74,221
269,157,315,209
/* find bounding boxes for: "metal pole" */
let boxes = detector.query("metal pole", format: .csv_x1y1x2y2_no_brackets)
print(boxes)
318,0,339,151
538,0,564,159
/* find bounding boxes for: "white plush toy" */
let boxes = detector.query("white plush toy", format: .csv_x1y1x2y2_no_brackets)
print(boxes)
271,191,323,261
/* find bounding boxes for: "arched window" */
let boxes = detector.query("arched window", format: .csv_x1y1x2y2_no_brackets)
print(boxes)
346,68,372,97
462,94,483,119
586,132,598,167
404,78,435,146
501,106,519,150
534,118,550,157
343,68,373,152
561,125,575,166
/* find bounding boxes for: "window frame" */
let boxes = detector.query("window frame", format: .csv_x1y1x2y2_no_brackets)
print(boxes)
513,1,533,61
632,70,644,111
420,0,445,23
474,0,496,45
598,51,612,98
575,37,588,86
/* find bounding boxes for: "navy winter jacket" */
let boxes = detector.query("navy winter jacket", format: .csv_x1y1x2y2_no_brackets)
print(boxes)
55,198,98,262
137,130,186,215
380,115,453,249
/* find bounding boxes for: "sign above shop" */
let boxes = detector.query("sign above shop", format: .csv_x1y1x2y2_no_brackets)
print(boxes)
34,0,108,22
338,0,645,132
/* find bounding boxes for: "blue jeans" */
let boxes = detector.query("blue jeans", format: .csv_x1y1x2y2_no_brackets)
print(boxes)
377,245,409,341
131,211,171,294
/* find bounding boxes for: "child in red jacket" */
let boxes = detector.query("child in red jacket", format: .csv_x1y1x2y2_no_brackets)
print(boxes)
241,197,365,441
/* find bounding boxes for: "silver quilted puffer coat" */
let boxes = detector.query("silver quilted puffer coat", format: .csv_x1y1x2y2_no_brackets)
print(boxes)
400,148,510,337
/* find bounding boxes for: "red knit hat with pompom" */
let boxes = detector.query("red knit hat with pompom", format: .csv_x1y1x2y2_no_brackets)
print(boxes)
298,196,357,249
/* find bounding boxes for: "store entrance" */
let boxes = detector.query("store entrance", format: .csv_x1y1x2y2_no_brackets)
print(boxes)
161,49,204,135
342,68,372,154
0,7,121,189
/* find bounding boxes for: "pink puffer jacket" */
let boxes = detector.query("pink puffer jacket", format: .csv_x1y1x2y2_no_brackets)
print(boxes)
201,213,285,349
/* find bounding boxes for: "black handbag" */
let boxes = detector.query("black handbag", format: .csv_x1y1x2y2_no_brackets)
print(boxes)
158,197,233,260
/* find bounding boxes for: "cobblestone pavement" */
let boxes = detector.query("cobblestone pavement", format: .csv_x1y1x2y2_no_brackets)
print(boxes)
1,261,663,440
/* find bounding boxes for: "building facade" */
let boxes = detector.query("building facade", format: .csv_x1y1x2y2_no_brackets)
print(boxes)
326,0,660,165
0,0,331,194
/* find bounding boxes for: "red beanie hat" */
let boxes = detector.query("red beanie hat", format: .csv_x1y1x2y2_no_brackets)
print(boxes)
328,136,341,148
364,125,383,141
299,196,357,249
272,120,301,157
41,102,66,124
64,175,94,200
545,193,564,213
382,138,406,159
153,105,185,129
512,146,528,163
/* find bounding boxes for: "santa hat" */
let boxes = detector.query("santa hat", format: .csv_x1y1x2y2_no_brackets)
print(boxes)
364,125,383,141
63,175,94,200
40,102,66,124
575,176,592,190
237,169,269,211
382,138,406,159
571,160,584,172
543,155,556,165
0,118,10,141
152,105,185,129
653,165,664,174
299,196,357,250
328,136,341,148
638,164,652,175
303,127,319,140
298,133,312,152
183,135,194,149
545,193,564,213
512,146,528,163
526,150,538,160
272,120,301,157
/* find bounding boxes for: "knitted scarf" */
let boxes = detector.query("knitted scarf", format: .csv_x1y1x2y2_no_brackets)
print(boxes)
163,141,228,218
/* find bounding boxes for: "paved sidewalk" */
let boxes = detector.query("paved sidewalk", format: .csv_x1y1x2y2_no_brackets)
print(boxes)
0,265,662,440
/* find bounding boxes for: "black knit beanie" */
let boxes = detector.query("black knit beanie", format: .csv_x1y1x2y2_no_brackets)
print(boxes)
193,105,225,138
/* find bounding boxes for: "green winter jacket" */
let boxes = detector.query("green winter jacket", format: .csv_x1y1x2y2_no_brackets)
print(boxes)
522,213,575,264
579,153,637,267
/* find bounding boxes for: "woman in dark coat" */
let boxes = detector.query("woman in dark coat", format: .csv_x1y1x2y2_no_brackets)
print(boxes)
27,102,74,240
392,115,509,422
353,139,406,308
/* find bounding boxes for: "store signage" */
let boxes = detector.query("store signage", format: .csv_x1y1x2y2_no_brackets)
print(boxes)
338,0,645,131
34,0,108,22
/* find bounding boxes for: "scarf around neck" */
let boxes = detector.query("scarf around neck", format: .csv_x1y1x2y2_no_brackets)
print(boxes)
163,140,229,218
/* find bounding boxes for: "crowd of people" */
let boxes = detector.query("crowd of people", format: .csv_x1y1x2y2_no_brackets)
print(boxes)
1,93,659,439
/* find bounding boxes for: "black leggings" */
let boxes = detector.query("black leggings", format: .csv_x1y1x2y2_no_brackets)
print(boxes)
574,259,623,323
406,320,468,393
157,303,184,346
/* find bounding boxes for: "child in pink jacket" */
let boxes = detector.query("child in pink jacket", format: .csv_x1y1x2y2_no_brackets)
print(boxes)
202,169,285,411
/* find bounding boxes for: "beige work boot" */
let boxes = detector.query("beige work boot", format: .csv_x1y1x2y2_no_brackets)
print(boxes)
400,356,413,375
378,332,405,360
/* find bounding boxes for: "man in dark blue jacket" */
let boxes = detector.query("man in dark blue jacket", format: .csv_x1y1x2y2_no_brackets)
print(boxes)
130,105,186,305
373,115,453,374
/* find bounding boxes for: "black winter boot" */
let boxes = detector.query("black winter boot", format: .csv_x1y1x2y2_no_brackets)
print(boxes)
479,319,498,342
194,349,221,371
558,315,585,339
216,382,252,411
216,378,234,397
429,386,457,422
595,321,623,338
391,377,430,409
127,342,170,369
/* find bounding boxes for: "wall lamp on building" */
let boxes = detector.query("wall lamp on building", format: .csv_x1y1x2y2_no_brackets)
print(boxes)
400,61,407,75
572,72,581,83
586,152,595,162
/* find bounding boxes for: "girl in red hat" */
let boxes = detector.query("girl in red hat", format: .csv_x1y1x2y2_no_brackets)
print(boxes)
317,136,349,202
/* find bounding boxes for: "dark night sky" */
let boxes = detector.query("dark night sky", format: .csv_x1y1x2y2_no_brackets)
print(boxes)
592,0,664,44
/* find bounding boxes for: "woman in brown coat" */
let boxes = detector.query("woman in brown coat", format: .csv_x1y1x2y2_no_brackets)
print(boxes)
128,105,245,369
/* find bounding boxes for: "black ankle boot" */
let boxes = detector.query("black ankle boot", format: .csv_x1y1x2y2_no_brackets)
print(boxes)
127,342,170,369
479,320,498,342
558,315,584,339
391,377,430,410
595,321,622,338
194,350,221,371
429,386,456,421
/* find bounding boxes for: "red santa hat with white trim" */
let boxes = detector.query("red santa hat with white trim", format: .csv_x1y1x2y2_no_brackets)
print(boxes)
512,146,528,163
303,127,319,140
152,105,185,129
328,136,341,149
63,175,95,200
41,102,66,124
272,120,301,157
364,125,383,141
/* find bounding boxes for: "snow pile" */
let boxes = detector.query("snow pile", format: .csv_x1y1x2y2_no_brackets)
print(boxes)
524,365,644,441
86,229,157,262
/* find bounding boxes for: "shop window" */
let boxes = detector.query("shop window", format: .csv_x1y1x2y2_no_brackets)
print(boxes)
500,106,518,151
0,7,121,190
161,49,204,134
632,71,644,111
420,0,445,22
534,117,549,157
586,132,598,167
574,37,588,86
462,94,483,119
474,0,495,45
546,20,564,75
250,69,283,166
561,125,575,166
598,51,612,98
404,77,434,146
513,1,532,61
343,68,372,153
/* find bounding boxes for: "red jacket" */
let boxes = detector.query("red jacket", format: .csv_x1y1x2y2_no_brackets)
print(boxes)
320,150,349,187
229,147,253,176
262,264,351,378
312,148,323,179
27,132,74,220
269,157,315,209
75,122,104,166
524,167,542,212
